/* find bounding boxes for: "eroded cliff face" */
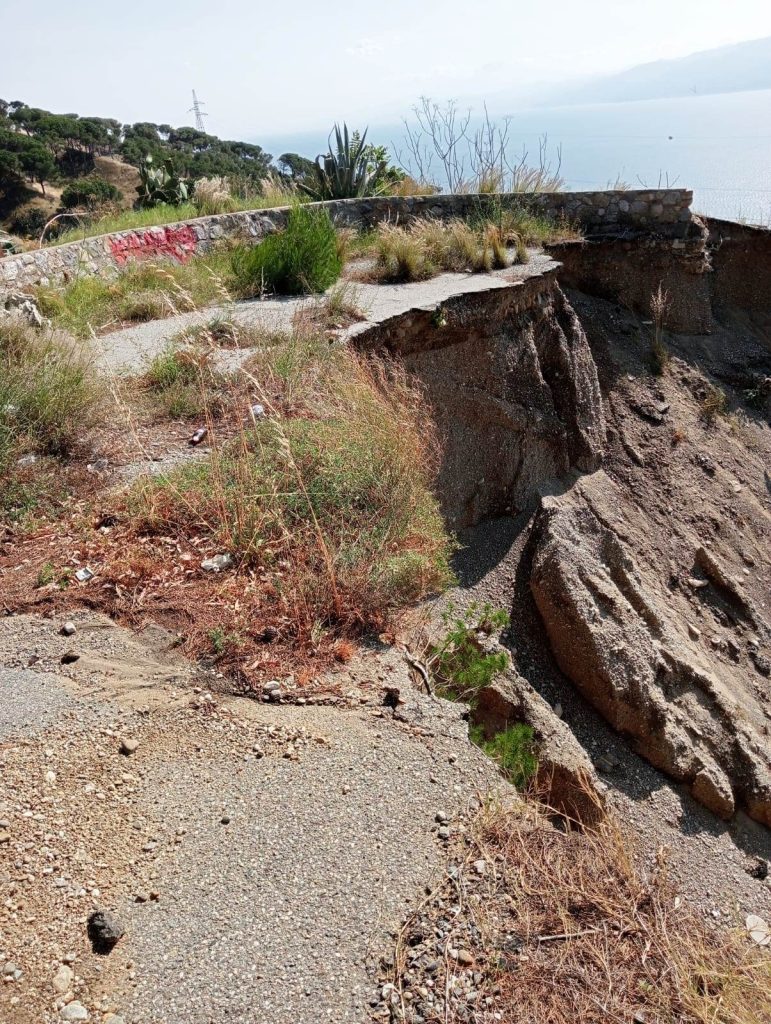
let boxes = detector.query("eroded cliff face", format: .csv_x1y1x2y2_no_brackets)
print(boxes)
362,246,771,828
356,271,605,529
530,470,771,825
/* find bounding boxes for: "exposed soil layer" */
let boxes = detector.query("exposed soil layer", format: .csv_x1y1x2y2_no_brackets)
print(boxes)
355,274,604,529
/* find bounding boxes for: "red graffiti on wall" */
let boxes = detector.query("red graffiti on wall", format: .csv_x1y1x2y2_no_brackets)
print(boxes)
110,224,199,265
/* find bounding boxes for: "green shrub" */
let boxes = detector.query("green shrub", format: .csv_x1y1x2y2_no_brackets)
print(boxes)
429,602,510,702
8,207,50,239
477,723,538,789
60,177,122,210
230,205,342,296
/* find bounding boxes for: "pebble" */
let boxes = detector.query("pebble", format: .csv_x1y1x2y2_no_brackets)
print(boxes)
53,964,74,993
61,621,77,637
120,738,139,756
87,910,125,953
60,651,80,665
60,1002,89,1021
200,553,233,572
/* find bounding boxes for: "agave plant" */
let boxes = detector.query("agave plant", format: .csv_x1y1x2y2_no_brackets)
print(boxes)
135,156,195,209
306,124,388,200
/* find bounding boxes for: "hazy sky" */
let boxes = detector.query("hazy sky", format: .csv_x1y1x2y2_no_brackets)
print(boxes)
3,0,771,139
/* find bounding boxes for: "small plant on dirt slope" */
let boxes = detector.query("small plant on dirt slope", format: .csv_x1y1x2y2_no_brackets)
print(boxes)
473,723,537,789
650,282,671,375
429,602,510,703
230,205,342,296
700,383,728,424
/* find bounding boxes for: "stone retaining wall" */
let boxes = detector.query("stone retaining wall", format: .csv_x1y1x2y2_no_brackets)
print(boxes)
0,189,694,293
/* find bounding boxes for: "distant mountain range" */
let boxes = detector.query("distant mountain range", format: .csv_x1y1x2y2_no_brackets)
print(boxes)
546,35,771,106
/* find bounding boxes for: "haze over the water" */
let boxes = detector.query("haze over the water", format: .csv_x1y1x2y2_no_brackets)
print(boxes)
4,0,771,220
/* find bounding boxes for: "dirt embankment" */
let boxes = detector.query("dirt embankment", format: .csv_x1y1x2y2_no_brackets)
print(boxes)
520,286,771,826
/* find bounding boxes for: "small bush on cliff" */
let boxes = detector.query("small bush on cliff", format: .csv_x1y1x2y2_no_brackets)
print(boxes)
230,205,342,296
429,602,510,702
649,283,671,375
475,723,538,789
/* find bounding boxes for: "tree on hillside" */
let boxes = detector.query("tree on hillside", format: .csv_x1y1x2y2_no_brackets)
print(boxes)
278,152,315,182
0,129,56,195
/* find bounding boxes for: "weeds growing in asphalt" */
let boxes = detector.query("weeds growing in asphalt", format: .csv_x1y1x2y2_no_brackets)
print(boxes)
372,216,537,283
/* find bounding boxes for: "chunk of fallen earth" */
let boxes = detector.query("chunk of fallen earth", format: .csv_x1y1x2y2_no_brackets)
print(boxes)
201,553,233,572
60,651,80,665
87,910,125,953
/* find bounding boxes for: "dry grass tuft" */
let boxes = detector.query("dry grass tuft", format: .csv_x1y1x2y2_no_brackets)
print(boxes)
193,176,239,216
700,384,728,425
372,217,527,283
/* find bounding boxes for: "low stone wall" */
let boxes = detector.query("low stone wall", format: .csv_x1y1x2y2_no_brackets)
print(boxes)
707,218,771,330
0,189,694,293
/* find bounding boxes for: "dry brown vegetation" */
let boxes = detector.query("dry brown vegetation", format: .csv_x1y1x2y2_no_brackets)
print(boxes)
486,804,770,1024
386,797,771,1024
1,318,453,691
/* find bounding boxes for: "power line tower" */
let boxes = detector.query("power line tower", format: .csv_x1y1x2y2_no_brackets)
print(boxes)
189,90,208,133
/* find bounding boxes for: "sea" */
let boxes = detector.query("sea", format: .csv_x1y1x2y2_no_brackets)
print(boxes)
258,88,771,224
